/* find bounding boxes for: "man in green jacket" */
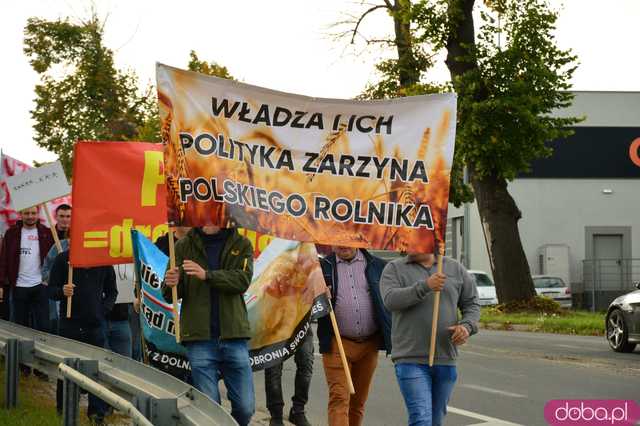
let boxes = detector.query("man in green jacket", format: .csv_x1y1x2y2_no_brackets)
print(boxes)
163,226,254,426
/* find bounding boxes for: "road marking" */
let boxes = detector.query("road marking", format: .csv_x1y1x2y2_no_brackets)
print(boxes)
553,344,584,350
459,384,527,398
465,364,526,379
448,406,523,425
460,350,493,358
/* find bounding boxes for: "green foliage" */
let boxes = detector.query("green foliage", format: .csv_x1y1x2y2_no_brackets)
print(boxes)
187,50,236,80
134,50,236,143
24,16,153,176
450,0,582,181
356,0,581,205
132,87,162,143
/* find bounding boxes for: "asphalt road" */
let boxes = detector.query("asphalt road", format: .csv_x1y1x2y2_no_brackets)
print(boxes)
251,329,640,425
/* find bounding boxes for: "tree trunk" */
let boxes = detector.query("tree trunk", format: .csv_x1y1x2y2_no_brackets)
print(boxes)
471,170,536,302
445,0,536,303
393,0,420,87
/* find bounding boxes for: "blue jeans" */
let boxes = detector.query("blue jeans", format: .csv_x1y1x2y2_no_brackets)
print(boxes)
49,300,60,334
103,320,132,358
394,363,457,426
186,339,255,426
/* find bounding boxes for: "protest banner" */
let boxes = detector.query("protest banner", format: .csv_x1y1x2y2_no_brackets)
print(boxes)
5,161,70,212
0,151,32,235
131,230,329,373
69,141,168,267
157,63,457,254
131,230,189,380
4,160,72,312
245,238,329,370
0,153,71,238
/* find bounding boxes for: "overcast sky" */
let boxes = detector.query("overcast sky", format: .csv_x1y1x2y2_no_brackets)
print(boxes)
1,0,639,165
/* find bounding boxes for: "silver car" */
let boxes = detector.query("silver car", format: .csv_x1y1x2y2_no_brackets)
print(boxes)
605,282,640,353
532,275,572,308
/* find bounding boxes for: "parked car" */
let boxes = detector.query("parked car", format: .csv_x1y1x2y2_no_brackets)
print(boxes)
606,282,640,353
532,275,572,308
468,270,498,306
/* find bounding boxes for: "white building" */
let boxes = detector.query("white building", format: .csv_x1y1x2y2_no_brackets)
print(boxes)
447,91,640,310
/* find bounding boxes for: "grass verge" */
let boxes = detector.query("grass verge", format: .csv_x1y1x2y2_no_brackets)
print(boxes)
480,307,605,336
0,368,67,426
0,366,130,425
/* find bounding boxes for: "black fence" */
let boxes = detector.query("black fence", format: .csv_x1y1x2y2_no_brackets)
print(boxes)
578,259,640,311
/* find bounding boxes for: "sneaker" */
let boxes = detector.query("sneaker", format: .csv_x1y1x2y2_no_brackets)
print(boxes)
289,409,312,426
269,418,285,426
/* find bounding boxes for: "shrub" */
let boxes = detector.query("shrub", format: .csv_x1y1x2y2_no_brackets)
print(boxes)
495,296,563,315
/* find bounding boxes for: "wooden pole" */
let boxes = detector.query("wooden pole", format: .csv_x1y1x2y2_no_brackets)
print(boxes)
428,248,445,367
168,229,181,343
66,263,73,318
328,301,355,394
42,203,62,252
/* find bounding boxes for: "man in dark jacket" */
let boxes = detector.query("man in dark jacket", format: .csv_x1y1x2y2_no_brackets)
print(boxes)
48,248,118,424
0,206,54,331
317,247,391,426
163,226,254,426
53,204,72,240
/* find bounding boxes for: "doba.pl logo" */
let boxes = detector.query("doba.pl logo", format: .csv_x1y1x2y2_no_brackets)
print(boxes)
545,400,640,425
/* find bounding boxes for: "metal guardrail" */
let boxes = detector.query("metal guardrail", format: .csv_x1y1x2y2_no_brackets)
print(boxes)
58,362,153,426
0,319,237,425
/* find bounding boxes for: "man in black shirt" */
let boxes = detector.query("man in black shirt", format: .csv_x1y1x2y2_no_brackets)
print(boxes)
53,204,71,241
48,249,117,425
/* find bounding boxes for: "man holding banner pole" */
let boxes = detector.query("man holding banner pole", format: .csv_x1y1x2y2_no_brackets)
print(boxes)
162,226,255,426
42,204,72,335
48,246,117,423
318,246,391,426
380,251,480,426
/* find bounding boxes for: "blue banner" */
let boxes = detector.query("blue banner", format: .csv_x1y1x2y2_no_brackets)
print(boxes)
131,230,189,380
132,230,330,374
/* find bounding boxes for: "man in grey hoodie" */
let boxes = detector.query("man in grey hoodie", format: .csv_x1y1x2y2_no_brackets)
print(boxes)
380,252,480,426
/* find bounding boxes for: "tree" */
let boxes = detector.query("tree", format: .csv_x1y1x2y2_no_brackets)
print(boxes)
187,50,236,80
340,0,580,303
134,51,236,143
24,16,153,175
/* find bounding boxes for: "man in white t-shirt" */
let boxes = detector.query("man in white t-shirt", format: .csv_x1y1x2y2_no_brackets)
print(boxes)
0,206,54,331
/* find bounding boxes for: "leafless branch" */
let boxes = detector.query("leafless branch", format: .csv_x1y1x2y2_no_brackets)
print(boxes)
362,37,395,45
351,4,390,44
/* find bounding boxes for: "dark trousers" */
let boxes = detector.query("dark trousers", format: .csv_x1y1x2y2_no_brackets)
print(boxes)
56,320,108,418
264,330,314,418
0,298,9,321
12,285,50,333
128,305,142,362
